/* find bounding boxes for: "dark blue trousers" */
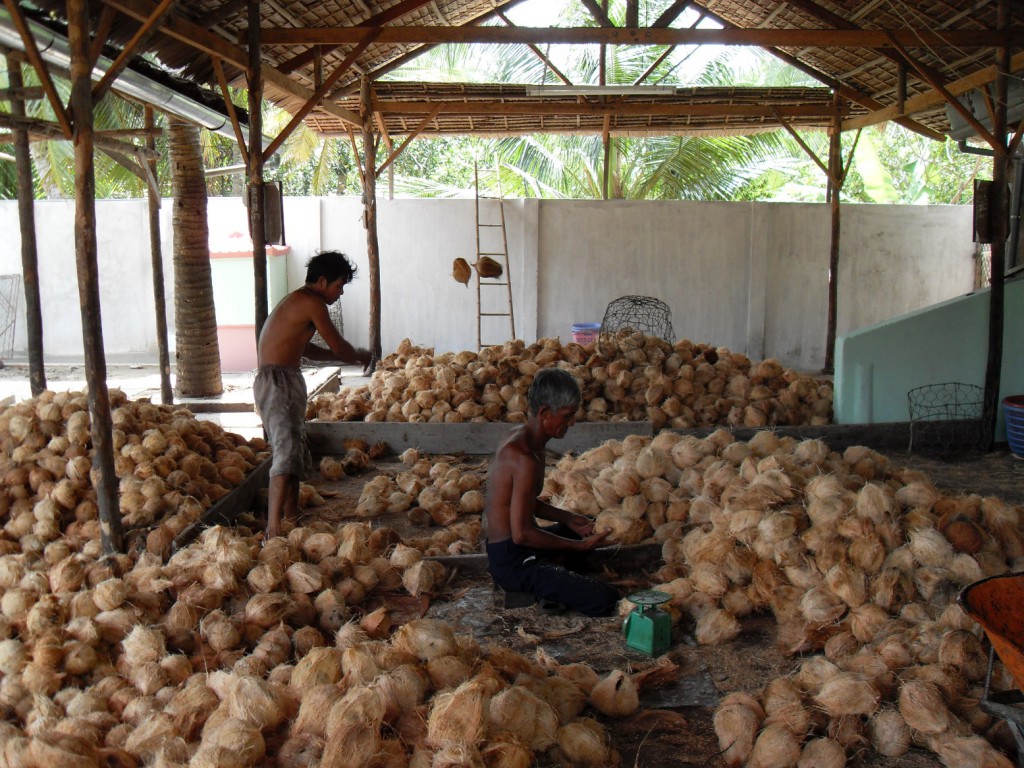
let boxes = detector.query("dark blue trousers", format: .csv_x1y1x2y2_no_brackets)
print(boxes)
486,524,618,617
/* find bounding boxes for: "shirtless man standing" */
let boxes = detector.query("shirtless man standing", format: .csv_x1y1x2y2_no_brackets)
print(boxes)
485,367,618,616
256,250,371,539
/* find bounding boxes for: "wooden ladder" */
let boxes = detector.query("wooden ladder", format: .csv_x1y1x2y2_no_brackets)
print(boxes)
474,162,515,348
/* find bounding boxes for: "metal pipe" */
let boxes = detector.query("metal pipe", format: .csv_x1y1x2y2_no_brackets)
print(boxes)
0,7,254,145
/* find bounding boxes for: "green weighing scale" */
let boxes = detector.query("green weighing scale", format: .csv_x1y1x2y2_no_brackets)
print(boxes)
622,589,673,656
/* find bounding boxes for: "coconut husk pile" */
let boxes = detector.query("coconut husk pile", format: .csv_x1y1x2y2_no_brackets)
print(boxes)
307,334,833,430
0,504,638,767
325,447,485,557
0,389,269,559
545,428,1023,766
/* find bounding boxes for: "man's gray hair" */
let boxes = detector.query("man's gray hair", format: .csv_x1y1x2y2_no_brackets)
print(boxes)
528,367,581,413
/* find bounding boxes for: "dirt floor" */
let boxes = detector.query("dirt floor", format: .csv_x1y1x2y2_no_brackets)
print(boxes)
277,443,1024,768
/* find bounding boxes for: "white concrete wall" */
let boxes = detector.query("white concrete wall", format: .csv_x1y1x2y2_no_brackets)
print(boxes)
0,196,975,370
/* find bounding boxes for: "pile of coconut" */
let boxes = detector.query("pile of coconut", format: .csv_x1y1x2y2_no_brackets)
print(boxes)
308,334,833,430
0,519,642,767
0,389,269,559
543,429,1022,766
318,447,485,557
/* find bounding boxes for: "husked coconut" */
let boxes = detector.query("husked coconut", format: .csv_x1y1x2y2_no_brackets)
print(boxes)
487,685,558,750
427,679,491,748
713,692,764,767
589,670,638,718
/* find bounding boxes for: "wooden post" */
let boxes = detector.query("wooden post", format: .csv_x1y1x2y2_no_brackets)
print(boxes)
982,0,1010,448
361,78,382,368
248,0,268,342
823,91,843,374
6,56,45,394
67,0,123,554
145,106,173,404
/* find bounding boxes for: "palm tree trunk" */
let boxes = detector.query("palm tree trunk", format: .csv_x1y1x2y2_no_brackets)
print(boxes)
169,119,223,396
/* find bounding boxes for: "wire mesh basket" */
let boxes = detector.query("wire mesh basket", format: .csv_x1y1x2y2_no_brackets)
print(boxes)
307,300,344,362
907,382,984,456
600,296,674,348
0,275,21,364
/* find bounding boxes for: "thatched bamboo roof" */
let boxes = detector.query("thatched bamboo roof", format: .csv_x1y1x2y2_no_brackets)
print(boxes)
12,0,1024,140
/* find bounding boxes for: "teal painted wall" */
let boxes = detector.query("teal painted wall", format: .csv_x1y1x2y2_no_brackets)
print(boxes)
834,275,1024,440
210,253,289,325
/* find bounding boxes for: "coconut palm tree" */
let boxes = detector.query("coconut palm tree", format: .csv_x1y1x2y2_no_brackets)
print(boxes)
169,119,222,396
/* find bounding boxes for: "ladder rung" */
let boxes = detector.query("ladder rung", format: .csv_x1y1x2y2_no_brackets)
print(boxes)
478,252,506,256
478,223,503,227
480,282,510,287
481,312,511,317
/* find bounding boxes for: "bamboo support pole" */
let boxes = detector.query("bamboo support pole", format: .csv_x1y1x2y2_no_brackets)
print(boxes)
982,0,1010,449
823,92,843,374
247,0,268,341
145,106,173,404
6,56,45,393
67,0,123,554
362,78,382,370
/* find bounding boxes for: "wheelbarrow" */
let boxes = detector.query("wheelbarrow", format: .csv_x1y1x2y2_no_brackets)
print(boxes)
958,573,1024,766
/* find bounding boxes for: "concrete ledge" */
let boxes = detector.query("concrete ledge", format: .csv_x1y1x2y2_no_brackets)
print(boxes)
306,420,654,456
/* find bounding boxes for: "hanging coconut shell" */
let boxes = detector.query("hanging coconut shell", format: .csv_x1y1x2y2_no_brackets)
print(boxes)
473,256,503,279
452,258,472,286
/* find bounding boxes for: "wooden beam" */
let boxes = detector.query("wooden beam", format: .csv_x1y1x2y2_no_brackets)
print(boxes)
198,0,247,28
823,92,843,374
579,0,614,27
88,3,118,70
101,0,249,68
97,0,362,129
346,124,364,181
0,127,161,141
496,10,573,86
770,105,835,184
144,105,173,405
0,113,160,156
374,102,442,178
885,33,1000,149
6,56,45,395
68,0,123,555
370,100,840,118
625,0,639,29
0,85,44,100
326,0,531,91
844,49,1024,132
247,0,268,341
602,114,611,200
255,26,1007,47
276,0,434,75
211,55,248,166
653,0,691,28
97,145,148,181
633,46,676,85
93,0,178,103
3,0,73,137
263,34,378,161
981,0,1010,450
782,0,954,91
374,111,394,198
361,79,382,370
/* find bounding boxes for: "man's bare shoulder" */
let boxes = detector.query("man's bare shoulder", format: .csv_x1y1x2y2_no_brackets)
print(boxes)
493,426,537,467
